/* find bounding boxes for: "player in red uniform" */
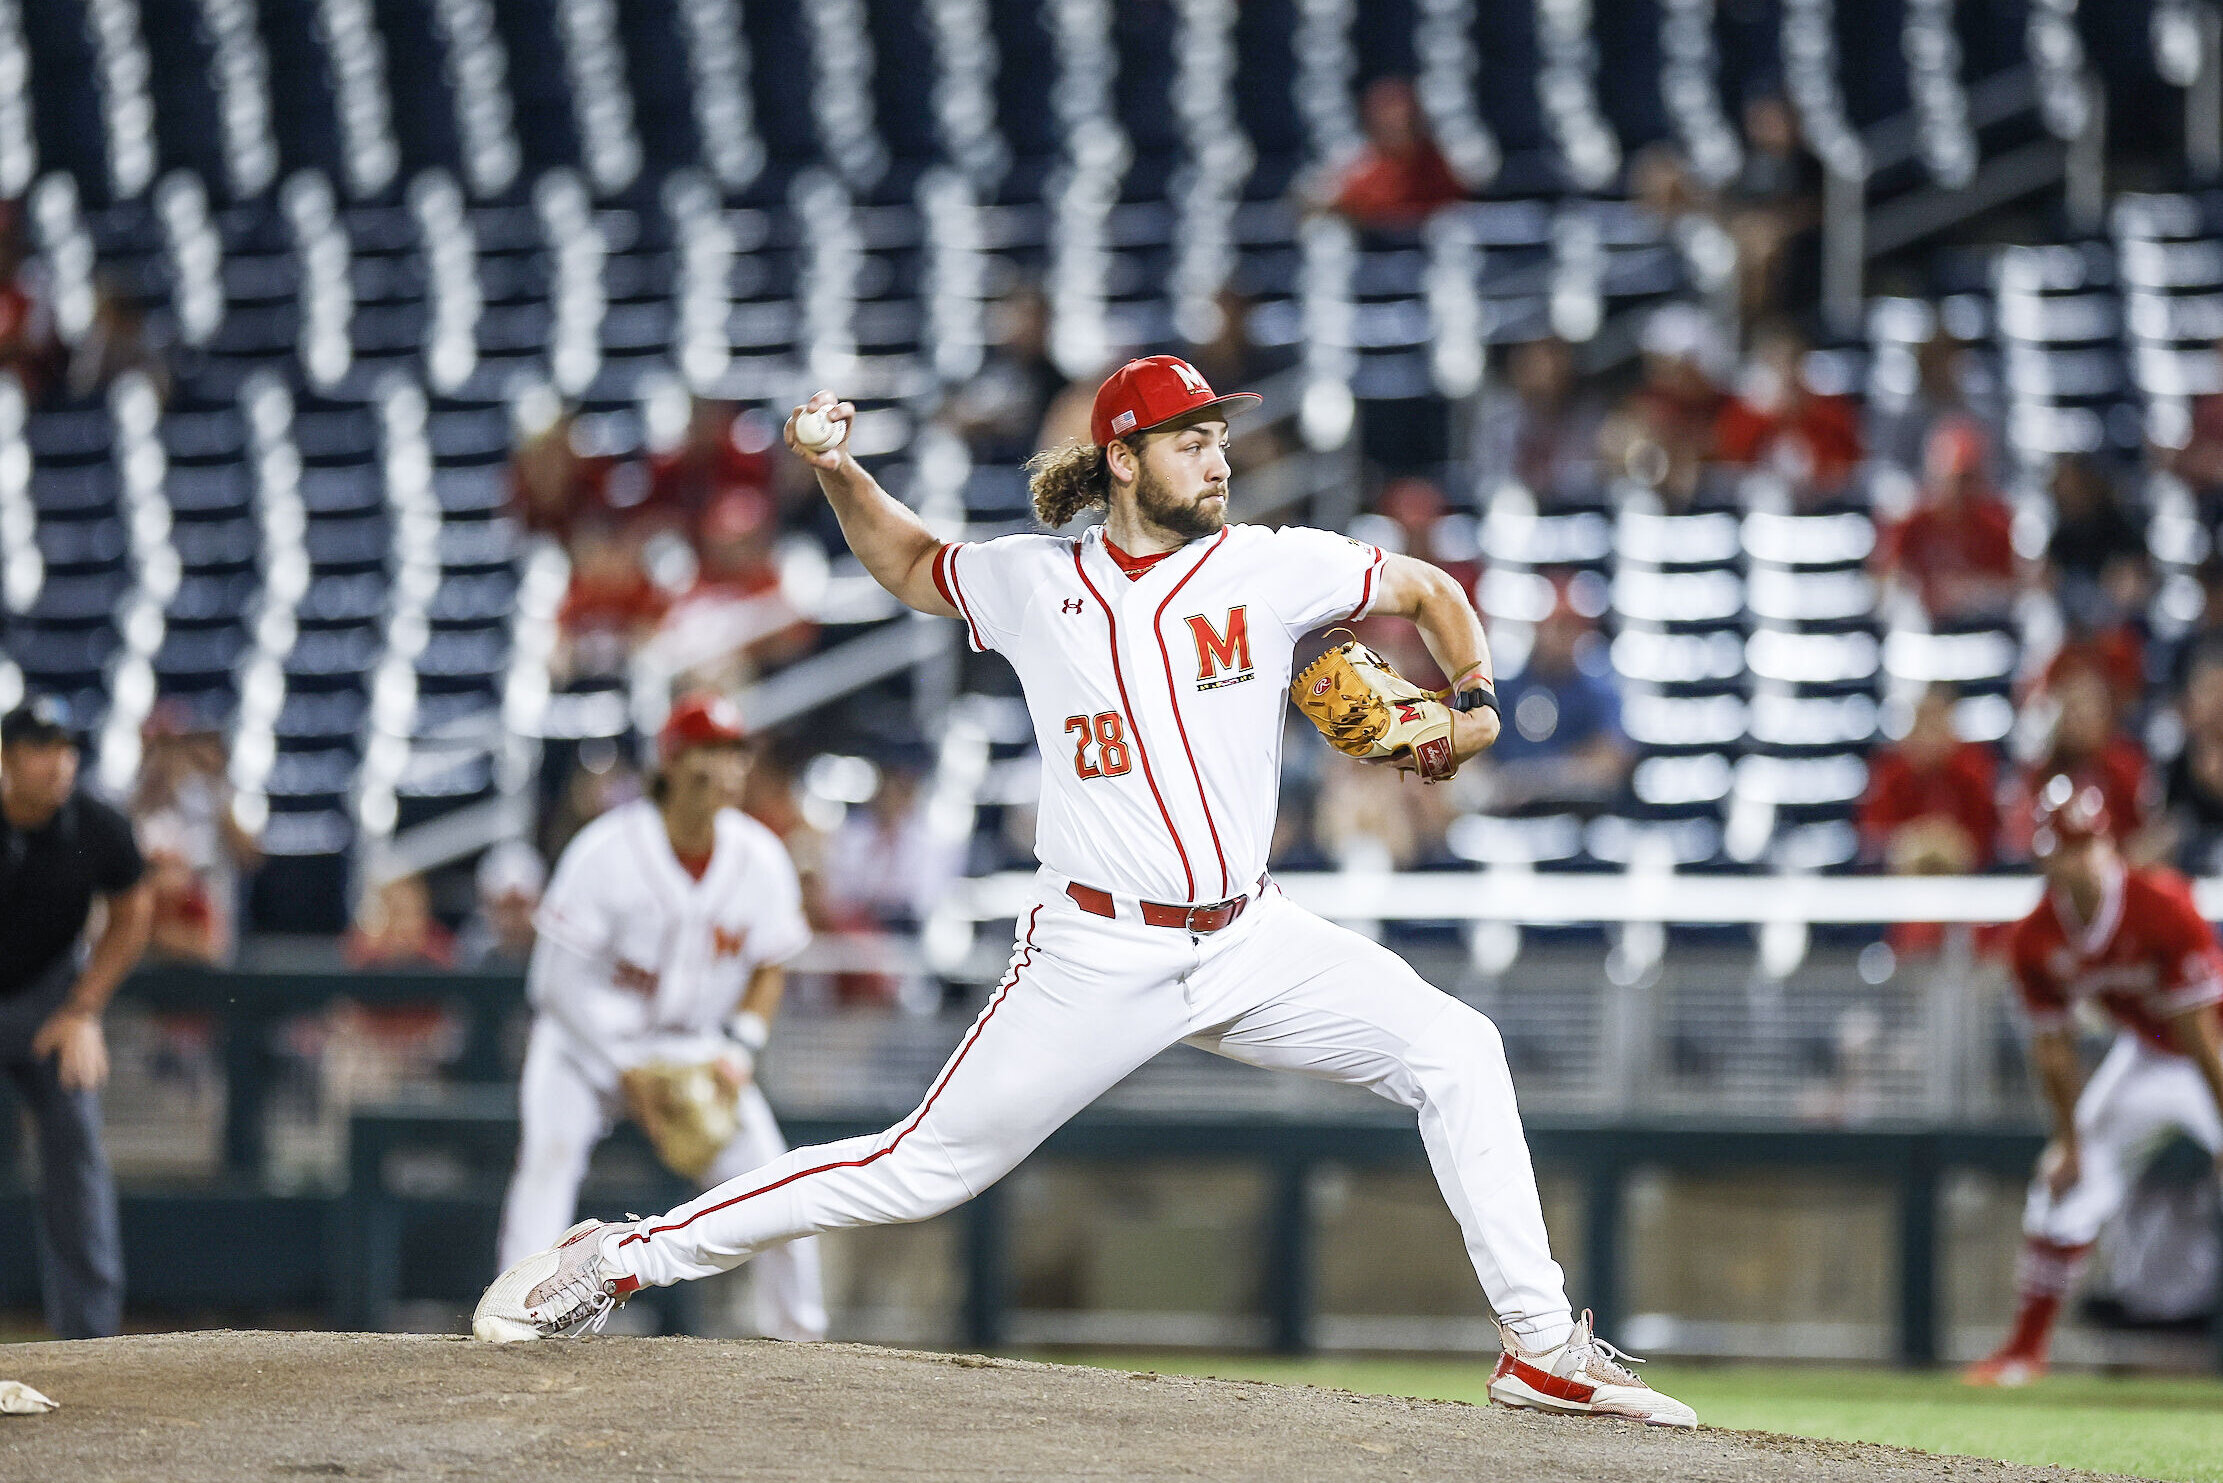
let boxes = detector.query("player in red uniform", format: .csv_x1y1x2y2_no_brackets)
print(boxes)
1965,778,2223,1385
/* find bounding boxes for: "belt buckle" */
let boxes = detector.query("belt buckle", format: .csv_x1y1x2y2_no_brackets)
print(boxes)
1186,896,1236,933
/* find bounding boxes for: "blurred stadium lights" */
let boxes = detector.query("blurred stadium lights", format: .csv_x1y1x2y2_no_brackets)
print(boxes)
431,0,522,201
1658,0,1738,189
1536,0,1619,194
1415,0,1498,190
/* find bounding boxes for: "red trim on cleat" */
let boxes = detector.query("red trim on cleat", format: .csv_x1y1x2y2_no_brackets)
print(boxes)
1500,1356,1597,1405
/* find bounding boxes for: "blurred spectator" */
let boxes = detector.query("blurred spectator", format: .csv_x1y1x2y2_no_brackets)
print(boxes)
946,284,1064,467
647,398,776,534
1471,597,1631,811
1324,77,1465,231
653,489,813,691
131,702,260,966
2041,552,2150,722
1876,418,2019,621
2165,335,2223,523
2168,554,2223,689
1599,304,1729,507
342,873,456,969
2152,647,2223,873
2007,666,2153,857
456,840,546,968
0,201,53,399
1870,329,1999,478
556,518,667,678
539,738,645,864
822,762,964,931
1474,336,1606,505
509,404,631,539
1713,320,1862,502
1858,683,1998,873
2046,455,2145,595
1723,92,1821,321
1314,758,1452,869
65,277,170,407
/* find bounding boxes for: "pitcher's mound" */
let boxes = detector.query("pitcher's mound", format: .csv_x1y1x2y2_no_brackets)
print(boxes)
0,1331,2121,1481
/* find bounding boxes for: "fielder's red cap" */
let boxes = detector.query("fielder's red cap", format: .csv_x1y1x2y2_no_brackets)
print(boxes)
2031,775,2111,858
1088,355,1261,447
658,691,748,764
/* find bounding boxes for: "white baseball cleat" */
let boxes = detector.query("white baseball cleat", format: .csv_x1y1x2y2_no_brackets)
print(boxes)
472,1218,644,1343
1488,1311,1698,1428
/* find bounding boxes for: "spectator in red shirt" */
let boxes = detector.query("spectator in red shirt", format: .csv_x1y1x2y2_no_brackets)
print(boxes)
649,398,776,533
1327,77,1465,231
1877,417,2019,621
2006,665,2153,859
1714,320,1862,503
1859,682,1998,873
1600,303,1729,509
557,519,668,678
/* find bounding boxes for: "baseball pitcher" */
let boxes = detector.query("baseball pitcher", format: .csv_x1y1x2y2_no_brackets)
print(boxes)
1966,778,2223,1385
477,357,1694,1425
492,691,826,1342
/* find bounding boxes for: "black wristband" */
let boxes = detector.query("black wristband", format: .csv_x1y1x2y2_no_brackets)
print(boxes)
1451,684,1499,716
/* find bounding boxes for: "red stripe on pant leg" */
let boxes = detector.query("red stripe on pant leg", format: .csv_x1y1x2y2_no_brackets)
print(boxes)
619,905,1045,1247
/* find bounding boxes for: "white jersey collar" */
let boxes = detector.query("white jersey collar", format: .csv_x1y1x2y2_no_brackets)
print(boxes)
2050,856,2126,957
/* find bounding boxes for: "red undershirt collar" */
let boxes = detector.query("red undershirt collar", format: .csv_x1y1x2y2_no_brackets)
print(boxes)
1104,536,1177,581
674,847,713,882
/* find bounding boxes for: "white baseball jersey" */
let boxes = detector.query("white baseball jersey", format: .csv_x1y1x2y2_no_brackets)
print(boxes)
532,799,811,1063
933,523,1384,904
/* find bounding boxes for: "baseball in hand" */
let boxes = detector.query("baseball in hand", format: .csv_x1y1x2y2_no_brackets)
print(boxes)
793,407,843,453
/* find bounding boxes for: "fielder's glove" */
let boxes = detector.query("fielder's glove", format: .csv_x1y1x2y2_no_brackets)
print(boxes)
620,1060,743,1183
1291,639,1462,782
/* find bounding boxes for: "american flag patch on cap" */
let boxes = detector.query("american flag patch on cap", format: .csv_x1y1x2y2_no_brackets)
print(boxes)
1112,409,1136,433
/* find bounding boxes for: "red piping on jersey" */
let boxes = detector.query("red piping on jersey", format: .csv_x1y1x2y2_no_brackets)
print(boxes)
618,904,1043,1251
1347,548,1382,622
1151,529,1232,899
1071,544,1196,901
936,543,988,651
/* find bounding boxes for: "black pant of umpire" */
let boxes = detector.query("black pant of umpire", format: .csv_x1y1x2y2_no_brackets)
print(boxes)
0,955,123,1338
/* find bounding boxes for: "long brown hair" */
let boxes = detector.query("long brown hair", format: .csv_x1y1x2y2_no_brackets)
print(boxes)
1024,438,1113,528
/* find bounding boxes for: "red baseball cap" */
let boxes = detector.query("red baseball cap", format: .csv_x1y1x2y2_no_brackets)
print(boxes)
658,691,748,764
2031,775,2111,858
1089,355,1261,447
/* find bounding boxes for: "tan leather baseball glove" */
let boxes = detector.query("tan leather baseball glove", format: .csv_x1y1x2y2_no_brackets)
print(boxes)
1291,639,1461,781
619,1060,742,1182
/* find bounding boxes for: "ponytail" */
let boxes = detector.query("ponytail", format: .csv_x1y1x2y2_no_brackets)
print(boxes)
1025,439,1112,529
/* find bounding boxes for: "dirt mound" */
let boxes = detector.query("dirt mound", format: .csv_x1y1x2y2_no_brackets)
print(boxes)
0,1332,2122,1482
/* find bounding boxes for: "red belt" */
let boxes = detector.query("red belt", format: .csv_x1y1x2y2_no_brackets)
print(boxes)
1066,881,1253,934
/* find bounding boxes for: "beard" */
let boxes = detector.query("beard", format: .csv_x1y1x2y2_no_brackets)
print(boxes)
1132,462,1228,541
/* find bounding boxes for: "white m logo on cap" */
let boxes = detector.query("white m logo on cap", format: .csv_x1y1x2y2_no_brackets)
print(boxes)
1170,360,1210,396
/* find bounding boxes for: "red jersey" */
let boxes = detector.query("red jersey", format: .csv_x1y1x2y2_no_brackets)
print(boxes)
1879,496,2015,616
1859,740,1999,867
2009,863,2223,1053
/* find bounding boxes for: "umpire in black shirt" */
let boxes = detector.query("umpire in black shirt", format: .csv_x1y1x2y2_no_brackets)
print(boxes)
1,695,151,1338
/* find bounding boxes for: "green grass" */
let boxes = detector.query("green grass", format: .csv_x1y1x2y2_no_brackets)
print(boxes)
1055,1353,2223,1482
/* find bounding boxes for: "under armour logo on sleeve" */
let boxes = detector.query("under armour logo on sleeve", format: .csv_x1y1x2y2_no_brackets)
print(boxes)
1062,598,1085,614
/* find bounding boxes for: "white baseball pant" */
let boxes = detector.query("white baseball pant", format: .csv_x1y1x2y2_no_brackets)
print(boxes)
498,1017,828,1342
608,878,1578,1350
2023,1032,2223,1247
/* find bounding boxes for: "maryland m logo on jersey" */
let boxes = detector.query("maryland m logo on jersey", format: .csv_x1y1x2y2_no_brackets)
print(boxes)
1187,607,1254,690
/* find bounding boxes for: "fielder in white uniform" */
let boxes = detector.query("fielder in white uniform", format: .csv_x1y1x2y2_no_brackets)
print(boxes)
476,357,1695,1426
493,691,827,1342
